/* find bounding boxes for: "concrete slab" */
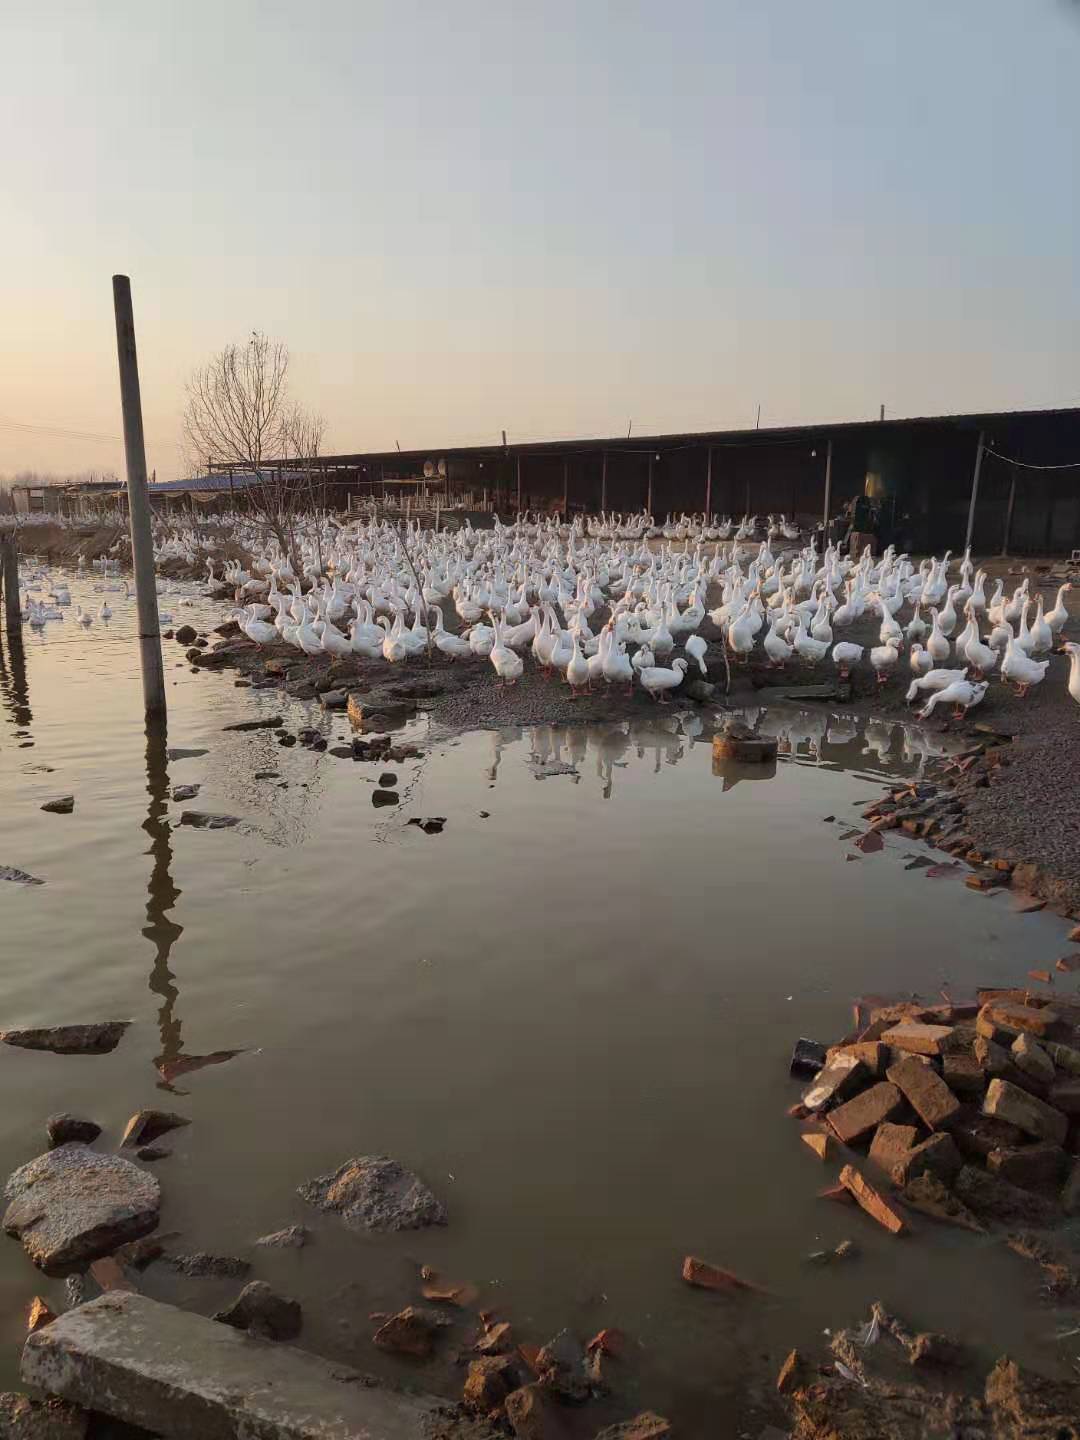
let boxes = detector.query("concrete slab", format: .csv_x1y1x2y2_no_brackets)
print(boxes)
22,1293,440,1439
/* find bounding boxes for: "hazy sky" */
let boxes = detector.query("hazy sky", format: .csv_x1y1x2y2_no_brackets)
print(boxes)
3,1,1079,481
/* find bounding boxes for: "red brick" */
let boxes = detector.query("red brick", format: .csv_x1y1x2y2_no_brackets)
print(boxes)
879,1022,955,1056
839,1164,907,1235
987,1141,1067,1190
868,1122,918,1177
887,1056,962,1131
827,1083,904,1146
892,1133,963,1186
681,1256,761,1292
983,1002,1059,1038
943,1054,986,1096
983,1078,1068,1145
1049,1080,1080,1116
801,1132,831,1161
825,1042,887,1077
949,1107,1025,1161
801,1055,867,1113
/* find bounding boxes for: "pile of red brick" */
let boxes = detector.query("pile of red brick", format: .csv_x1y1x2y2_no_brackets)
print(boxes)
790,990,1080,1236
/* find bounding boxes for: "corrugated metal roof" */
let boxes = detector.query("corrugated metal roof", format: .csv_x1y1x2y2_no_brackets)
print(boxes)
148,472,304,495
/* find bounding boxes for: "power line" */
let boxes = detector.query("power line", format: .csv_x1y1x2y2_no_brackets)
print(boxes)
0,414,120,445
983,446,1080,471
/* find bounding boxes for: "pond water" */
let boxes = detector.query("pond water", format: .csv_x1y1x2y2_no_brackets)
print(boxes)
0,566,1075,1433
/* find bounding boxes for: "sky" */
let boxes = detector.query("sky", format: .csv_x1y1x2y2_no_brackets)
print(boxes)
2,0,1079,481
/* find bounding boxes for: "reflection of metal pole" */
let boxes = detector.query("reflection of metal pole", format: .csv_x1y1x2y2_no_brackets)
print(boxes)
964,429,986,552
112,276,166,719
142,716,184,1079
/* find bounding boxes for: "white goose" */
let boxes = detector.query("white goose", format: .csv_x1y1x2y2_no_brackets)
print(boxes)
869,638,901,686
918,679,988,721
1046,584,1072,638
831,642,863,678
1001,632,1049,697
684,634,707,677
905,667,968,704
926,608,951,665
1064,642,1080,708
639,657,688,703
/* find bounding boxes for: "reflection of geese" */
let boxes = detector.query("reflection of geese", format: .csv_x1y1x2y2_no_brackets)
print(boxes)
863,719,897,766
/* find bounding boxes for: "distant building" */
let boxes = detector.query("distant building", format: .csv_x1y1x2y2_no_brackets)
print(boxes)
11,479,120,517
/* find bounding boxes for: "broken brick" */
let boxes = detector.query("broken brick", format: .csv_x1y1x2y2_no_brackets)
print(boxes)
868,1122,918,1177
984,1077,1068,1145
879,1022,955,1056
777,1349,804,1394
902,1173,985,1232
839,1163,907,1235
893,1133,963,1187
801,1054,867,1113
983,1002,1059,1038
987,1140,1067,1190
681,1256,761,1292
943,1054,986,1096
801,1131,831,1161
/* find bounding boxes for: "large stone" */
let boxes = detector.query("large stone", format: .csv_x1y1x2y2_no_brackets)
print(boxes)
536,1329,589,1403
0,1393,87,1437
949,1107,1025,1161
982,1002,1059,1038
255,1225,309,1250
178,812,241,830
220,715,283,732
838,1164,906,1235
942,1054,985,1097
372,1306,444,1359
21,1293,439,1438
463,1356,515,1411
1011,1034,1056,1086
892,1133,963,1187
504,1384,548,1438
299,1155,446,1231
214,1281,301,1342
0,1023,128,1056
868,1122,918,1177
879,1023,955,1056
902,1173,985,1233
827,1083,904,1145
973,1035,1011,1075
3,1146,159,1276
887,1056,961,1131
984,1077,1068,1144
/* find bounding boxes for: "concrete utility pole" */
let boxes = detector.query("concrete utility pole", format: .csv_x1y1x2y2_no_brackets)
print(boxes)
822,439,834,529
1,531,21,637
112,274,166,719
964,430,986,554
704,447,713,517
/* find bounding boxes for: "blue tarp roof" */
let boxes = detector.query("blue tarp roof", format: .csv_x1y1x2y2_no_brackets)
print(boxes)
149,472,304,494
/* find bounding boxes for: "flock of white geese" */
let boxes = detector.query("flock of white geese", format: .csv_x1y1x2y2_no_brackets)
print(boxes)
15,511,1080,717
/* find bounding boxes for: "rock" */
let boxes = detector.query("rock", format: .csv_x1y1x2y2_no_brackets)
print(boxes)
221,716,283,731
475,1321,513,1354
46,1115,101,1149
463,1356,515,1411
167,748,207,761
953,1163,1058,1226
170,784,200,801
214,1281,302,1341
838,1164,907,1234
1053,1080,1080,1116
299,1155,447,1231
319,690,348,710
504,1385,548,1439
984,1077,1068,1144
120,1111,189,1149
868,1122,918,1177
372,1306,444,1358
40,797,74,815
942,1054,985,1096
776,1348,804,1394
27,1297,56,1333
802,1054,867,1113
879,1022,955,1056
1011,1033,1056,1086
892,1133,963,1187
174,625,197,644
21,1293,441,1437
827,1041,887,1078
254,770,281,779
163,1253,250,1279
1046,1040,1080,1076
178,811,241,829
801,1132,830,1160
684,679,716,702
987,1141,1067,1190
1,1022,128,1056
974,1035,1011,1075
0,865,45,885
886,1056,961,1131
536,1330,589,1403
135,1146,169,1162
3,1145,160,1276
0,1393,88,1437
277,733,297,747
984,1356,1080,1436
378,772,398,787
327,746,354,759
593,1416,672,1439
255,1225,309,1249
902,1173,985,1232
407,817,446,834
828,1082,904,1145
156,1049,243,1086
789,1038,827,1078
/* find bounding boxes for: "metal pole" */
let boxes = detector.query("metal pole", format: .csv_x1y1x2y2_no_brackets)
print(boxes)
562,458,569,515
964,430,986,553
112,274,166,719
516,453,522,515
647,455,654,516
822,438,833,529
705,447,713,517
601,451,608,512
2,533,22,636
1000,463,1017,557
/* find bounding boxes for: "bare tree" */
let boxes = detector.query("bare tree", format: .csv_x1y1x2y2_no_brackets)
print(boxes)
181,332,324,569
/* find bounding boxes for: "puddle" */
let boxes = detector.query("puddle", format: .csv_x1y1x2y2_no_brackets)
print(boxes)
0,568,1075,1430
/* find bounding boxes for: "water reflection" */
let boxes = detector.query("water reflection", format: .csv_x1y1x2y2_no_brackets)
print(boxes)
142,717,185,1086
0,630,33,746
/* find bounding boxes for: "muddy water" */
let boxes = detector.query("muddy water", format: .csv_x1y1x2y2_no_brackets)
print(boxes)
0,567,1076,1431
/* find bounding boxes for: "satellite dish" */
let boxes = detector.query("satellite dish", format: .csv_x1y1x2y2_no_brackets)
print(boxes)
423,460,434,478
437,458,447,477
